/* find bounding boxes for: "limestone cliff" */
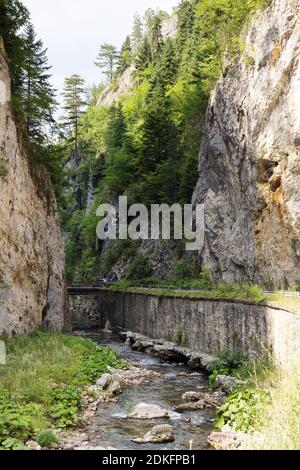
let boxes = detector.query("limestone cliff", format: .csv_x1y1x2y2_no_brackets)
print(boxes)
193,0,300,285
0,51,68,334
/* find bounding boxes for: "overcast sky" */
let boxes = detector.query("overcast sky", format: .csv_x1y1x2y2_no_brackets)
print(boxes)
22,0,179,103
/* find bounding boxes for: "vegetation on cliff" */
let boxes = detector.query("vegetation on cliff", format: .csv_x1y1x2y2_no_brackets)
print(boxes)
0,0,64,193
58,0,271,282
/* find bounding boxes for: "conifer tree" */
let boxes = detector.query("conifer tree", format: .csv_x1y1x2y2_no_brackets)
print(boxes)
0,0,29,94
62,75,86,155
117,36,132,74
21,23,56,142
95,43,119,82
149,16,163,62
131,13,144,56
135,36,152,72
144,8,155,37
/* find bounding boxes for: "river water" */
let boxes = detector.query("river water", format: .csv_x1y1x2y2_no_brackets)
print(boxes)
74,329,215,450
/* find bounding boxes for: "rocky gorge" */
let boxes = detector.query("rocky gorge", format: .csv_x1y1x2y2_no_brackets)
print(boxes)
1,0,300,454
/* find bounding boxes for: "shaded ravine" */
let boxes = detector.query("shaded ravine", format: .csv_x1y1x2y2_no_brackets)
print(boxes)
74,329,215,450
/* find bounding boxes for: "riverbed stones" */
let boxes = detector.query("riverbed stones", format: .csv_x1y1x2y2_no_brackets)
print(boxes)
26,440,42,451
119,331,217,371
103,321,112,334
107,380,121,395
132,425,175,444
182,391,203,402
128,403,170,420
216,375,247,394
208,431,242,450
152,344,189,363
96,373,112,389
175,391,223,412
187,353,215,370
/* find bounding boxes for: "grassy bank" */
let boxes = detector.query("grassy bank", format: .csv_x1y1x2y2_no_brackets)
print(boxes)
208,349,300,450
0,331,125,450
242,365,300,450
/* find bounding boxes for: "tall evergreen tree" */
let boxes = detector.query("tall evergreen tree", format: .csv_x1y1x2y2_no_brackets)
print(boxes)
135,36,152,72
144,8,155,37
21,23,56,142
61,75,86,155
149,16,163,62
95,43,119,82
0,1,28,84
117,36,132,74
131,13,144,56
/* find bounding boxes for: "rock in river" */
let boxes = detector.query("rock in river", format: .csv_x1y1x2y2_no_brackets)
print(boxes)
128,403,170,420
96,373,112,390
132,425,175,444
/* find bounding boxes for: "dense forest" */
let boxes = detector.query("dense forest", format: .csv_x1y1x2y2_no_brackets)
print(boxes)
0,0,270,282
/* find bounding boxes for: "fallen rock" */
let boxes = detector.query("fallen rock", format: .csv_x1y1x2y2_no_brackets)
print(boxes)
152,344,189,363
187,353,215,370
216,375,247,394
119,331,129,341
128,403,170,420
96,373,112,390
207,431,242,450
50,442,60,450
103,321,112,334
107,380,121,395
182,391,203,402
175,392,223,412
132,340,154,352
26,440,42,451
132,425,175,444
174,401,205,412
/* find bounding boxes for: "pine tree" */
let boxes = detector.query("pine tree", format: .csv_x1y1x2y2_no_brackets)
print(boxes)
61,75,86,155
144,8,155,37
138,85,180,203
0,0,29,94
95,43,119,82
153,38,179,88
177,0,195,43
131,13,144,56
117,36,132,74
21,23,56,142
135,36,152,72
150,16,163,62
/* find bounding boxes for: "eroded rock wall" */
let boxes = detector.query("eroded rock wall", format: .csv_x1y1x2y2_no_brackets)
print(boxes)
192,0,300,285
0,52,68,335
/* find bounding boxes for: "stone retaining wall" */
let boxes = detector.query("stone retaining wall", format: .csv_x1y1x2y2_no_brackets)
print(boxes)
69,291,300,367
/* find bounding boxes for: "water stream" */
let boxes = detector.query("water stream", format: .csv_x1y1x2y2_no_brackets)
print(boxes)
74,329,215,450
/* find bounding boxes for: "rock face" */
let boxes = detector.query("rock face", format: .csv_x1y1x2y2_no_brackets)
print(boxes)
0,51,68,335
192,0,300,285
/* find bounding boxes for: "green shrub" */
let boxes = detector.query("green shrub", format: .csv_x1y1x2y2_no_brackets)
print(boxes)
0,398,46,450
126,254,152,280
208,348,246,388
208,348,246,375
36,430,59,448
215,388,270,433
81,346,126,383
50,386,81,428
171,260,200,280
